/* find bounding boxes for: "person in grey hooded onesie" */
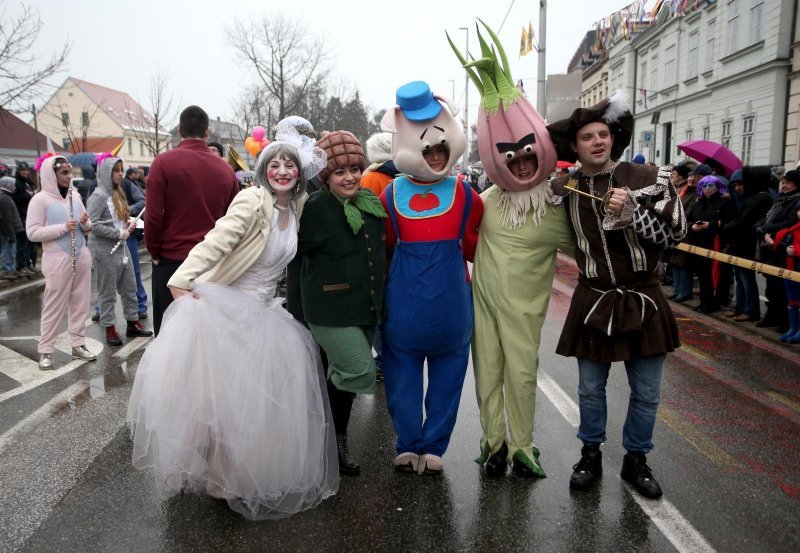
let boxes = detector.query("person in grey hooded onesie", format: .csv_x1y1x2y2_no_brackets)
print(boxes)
86,156,153,345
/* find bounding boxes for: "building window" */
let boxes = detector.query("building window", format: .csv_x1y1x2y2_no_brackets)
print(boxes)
664,45,676,87
61,112,70,126
63,138,72,151
140,141,144,156
687,31,699,78
686,129,694,142
650,55,659,93
81,111,89,127
721,120,732,148
703,126,710,140
128,138,133,155
640,61,647,93
726,0,739,55
741,116,754,165
705,19,716,71
749,1,763,44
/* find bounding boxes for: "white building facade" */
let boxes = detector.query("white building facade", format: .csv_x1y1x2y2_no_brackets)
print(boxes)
623,0,794,168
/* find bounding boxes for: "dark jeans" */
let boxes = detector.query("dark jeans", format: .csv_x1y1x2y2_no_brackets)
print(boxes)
151,256,182,335
15,231,30,270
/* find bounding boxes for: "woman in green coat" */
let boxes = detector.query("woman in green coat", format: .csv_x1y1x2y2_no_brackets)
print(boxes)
298,130,388,476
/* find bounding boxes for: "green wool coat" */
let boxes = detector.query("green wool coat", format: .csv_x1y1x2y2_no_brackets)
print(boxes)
297,187,387,327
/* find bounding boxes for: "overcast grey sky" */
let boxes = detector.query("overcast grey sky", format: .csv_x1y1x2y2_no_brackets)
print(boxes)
16,0,646,128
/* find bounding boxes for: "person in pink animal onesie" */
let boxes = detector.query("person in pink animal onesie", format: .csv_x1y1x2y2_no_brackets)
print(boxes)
26,154,97,369
379,81,484,475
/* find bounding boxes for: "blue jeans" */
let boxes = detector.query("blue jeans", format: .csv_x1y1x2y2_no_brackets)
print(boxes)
733,267,760,318
1,236,16,272
126,236,148,312
672,265,693,299
577,354,665,453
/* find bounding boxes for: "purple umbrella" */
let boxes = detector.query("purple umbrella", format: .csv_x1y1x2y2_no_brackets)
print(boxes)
677,140,743,177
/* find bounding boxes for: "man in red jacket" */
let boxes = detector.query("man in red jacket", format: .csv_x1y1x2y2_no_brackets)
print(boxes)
145,106,239,334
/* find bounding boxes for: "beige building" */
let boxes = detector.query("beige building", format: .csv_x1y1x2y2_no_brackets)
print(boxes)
784,1,800,169
35,77,170,168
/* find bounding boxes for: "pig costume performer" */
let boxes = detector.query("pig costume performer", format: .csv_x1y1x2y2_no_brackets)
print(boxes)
449,21,575,478
380,81,483,474
26,155,94,366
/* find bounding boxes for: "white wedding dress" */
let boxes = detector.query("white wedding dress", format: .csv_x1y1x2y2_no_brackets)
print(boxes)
127,208,338,520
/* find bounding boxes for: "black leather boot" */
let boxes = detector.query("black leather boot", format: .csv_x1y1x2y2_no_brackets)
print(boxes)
621,452,663,499
336,434,360,476
126,320,153,337
485,442,508,477
569,444,602,491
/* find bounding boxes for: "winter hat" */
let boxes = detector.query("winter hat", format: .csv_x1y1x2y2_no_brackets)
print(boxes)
547,90,633,164
672,163,691,178
632,154,646,164
125,167,138,176
783,170,800,187
728,169,743,184
365,132,393,164
690,164,712,177
0,176,15,192
316,130,366,183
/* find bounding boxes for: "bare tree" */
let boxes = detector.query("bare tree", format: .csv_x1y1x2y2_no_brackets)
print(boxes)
226,14,330,120
230,86,272,140
0,2,69,113
127,68,176,157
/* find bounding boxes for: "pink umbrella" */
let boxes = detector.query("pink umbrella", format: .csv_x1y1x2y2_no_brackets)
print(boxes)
677,140,743,177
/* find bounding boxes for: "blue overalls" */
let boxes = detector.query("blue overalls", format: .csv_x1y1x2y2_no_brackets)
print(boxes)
382,177,473,457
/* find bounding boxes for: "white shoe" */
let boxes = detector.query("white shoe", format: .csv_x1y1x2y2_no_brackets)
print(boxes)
38,354,53,370
417,454,444,475
72,346,97,361
393,452,419,473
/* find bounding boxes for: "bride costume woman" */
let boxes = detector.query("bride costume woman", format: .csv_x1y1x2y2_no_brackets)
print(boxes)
126,125,337,520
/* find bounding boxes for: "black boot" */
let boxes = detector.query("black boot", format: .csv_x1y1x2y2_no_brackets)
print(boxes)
569,444,602,491
336,434,360,476
485,442,508,477
621,452,663,499
126,320,153,337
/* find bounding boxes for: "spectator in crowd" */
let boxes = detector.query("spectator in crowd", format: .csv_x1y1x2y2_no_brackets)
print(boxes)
0,176,23,280
145,106,239,334
720,166,774,322
767,194,800,342
12,161,37,275
670,163,704,302
122,167,149,319
207,141,224,157
75,165,97,208
756,169,800,331
685,175,735,314
632,153,646,164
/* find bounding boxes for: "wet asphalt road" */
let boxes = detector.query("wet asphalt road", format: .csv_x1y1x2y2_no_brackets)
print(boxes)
0,254,799,552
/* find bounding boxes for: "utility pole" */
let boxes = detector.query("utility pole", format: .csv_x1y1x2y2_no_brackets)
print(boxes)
537,0,547,117
31,104,41,157
459,27,469,169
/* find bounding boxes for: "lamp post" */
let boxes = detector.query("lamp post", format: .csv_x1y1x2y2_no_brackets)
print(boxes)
31,104,41,157
459,26,469,170
448,79,455,102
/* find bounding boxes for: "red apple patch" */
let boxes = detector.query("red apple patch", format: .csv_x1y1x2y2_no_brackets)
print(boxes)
409,189,440,212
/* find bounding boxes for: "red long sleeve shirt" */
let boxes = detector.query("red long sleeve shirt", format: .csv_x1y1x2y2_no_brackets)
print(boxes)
145,139,239,261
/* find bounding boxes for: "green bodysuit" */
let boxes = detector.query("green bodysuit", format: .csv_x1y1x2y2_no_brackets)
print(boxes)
472,184,575,475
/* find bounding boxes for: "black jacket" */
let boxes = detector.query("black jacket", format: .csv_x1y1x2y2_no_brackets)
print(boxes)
685,192,735,250
721,166,774,258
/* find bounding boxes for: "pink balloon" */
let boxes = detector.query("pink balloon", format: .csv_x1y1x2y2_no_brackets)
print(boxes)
252,126,266,142
260,138,269,149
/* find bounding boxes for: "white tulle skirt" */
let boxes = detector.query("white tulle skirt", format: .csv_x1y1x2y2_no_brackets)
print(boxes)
126,283,339,520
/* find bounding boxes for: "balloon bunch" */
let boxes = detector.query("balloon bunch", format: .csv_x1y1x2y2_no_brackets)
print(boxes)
244,126,270,157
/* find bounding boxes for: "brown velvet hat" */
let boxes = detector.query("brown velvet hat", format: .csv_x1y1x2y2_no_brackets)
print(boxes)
316,130,366,183
546,92,634,164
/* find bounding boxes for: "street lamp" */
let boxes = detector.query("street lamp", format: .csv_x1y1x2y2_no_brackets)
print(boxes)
448,79,455,102
459,26,469,170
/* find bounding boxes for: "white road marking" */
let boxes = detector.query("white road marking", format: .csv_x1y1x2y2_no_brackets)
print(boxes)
112,336,151,358
539,369,717,553
0,380,89,455
0,279,45,299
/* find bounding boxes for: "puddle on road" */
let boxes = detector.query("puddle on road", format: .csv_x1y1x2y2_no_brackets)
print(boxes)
49,363,128,416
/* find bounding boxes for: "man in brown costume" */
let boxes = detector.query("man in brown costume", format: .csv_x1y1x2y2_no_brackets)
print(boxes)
547,93,687,499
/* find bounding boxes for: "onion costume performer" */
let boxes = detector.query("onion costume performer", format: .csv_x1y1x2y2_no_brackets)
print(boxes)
546,94,687,499
449,22,575,478
380,81,483,475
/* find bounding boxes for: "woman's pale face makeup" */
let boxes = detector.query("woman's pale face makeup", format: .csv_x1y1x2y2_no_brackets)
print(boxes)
327,166,362,199
54,161,72,188
267,155,299,202
702,183,717,197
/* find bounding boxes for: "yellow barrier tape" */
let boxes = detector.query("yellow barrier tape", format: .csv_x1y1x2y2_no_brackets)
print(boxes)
674,243,800,283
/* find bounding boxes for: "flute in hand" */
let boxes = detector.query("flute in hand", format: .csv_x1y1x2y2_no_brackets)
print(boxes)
110,208,145,254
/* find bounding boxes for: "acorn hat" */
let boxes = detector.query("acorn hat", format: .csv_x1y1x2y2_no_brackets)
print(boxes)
546,90,633,164
316,130,366,183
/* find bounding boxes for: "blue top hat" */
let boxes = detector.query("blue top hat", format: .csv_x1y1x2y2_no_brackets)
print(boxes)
396,81,442,122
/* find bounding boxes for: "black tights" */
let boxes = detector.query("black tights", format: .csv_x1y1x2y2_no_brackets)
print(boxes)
327,380,354,436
